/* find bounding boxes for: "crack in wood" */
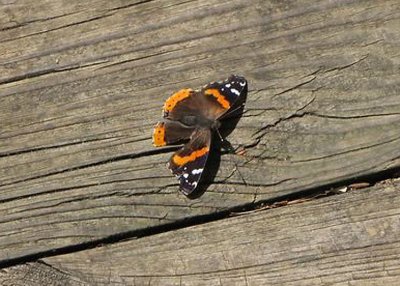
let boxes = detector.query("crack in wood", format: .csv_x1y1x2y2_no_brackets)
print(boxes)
0,60,107,85
251,94,316,143
0,179,168,206
1,1,249,67
271,76,316,98
0,155,399,275
323,55,369,73
304,112,400,120
106,0,156,12
0,147,178,188
96,49,180,70
290,135,400,163
212,178,293,188
0,10,81,34
0,137,112,158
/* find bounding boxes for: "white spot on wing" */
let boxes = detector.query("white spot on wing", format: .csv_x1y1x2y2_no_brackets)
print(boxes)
183,173,189,178
225,83,231,88
231,88,240,95
192,168,203,175
239,81,246,87
191,182,198,188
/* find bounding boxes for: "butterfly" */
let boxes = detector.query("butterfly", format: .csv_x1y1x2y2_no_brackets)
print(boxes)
153,75,248,195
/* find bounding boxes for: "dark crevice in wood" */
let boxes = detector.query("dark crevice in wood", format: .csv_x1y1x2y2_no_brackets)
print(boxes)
0,68,61,85
0,108,152,141
251,111,308,144
8,14,115,43
251,94,316,141
0,137,109,158
107,0,156,12
0,179,158,206
0,166,398,269
212,178,293,188
0,164,161,204
6,190,163,215
97,49,179,70
323,55,369,73
0,60,106,85
249,111,400,153
1,190,189,217
1,1,248,67
0,146,179,188
0,11,80,34
271,76,316,97
304,112,400,120
290,135,400,163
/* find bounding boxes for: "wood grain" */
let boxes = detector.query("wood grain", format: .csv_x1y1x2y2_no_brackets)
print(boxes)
1,179,399,285
1,0,400,263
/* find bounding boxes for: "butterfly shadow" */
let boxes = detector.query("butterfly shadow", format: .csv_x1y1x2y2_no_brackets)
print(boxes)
187,85,248,199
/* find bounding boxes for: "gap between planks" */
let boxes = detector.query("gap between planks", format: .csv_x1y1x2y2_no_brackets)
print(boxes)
0,166,398,269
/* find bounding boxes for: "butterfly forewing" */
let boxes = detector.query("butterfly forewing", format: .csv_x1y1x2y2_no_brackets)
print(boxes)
201,74,247,120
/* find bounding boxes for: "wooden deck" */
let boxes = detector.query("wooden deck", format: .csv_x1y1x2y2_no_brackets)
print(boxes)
1,0,399,285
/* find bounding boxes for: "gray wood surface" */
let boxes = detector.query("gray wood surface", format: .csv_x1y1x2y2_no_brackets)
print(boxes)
1,179,399,285
1,0,400,281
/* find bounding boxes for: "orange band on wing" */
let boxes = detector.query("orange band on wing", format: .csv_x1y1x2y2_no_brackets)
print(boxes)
172,147,209,166
205,89,230,109
164,89,193,112
153,122,166,146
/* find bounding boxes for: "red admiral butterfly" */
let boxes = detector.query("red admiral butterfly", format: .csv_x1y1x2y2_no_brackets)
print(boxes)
153,75,248,195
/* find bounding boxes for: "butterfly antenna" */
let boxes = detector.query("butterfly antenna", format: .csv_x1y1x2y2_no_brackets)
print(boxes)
233,159,248,186
215,128,224,143
216,128,248,187
221,143,248,187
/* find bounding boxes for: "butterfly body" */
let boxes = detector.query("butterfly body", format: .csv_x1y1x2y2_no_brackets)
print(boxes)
176,113,221,130
153,75,247,195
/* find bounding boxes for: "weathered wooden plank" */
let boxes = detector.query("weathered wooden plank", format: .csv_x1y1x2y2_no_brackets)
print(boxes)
1,0,400,262
1,179,399,285
0,262,86,286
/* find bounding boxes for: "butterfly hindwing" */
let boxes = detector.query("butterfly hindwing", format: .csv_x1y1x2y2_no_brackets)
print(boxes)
167,128,211,195
153,120,195,147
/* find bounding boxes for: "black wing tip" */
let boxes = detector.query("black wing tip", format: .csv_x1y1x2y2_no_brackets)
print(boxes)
179,186,194,196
